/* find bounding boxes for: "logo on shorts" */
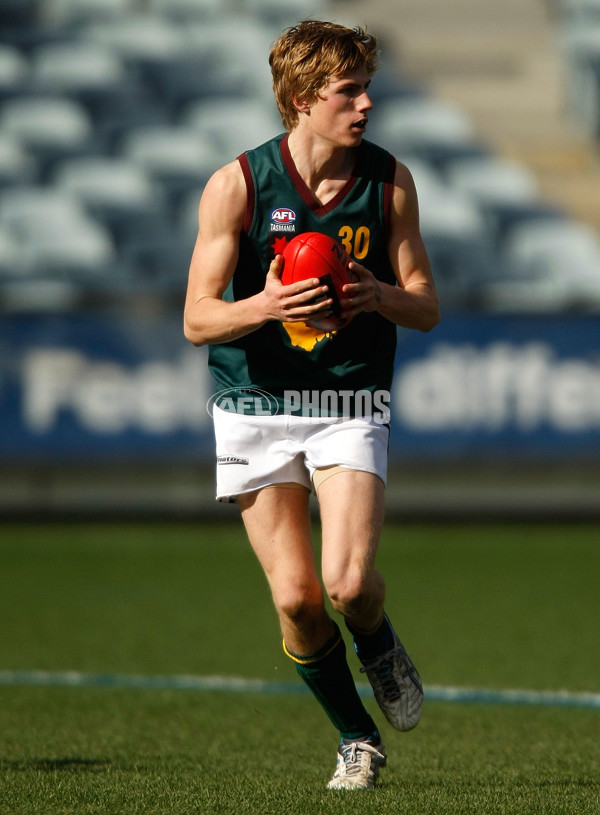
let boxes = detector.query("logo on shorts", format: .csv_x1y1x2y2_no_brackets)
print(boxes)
217,456,249,465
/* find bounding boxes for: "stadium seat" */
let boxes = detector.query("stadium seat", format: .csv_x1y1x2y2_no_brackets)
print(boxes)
96,101,172,156
132,51,219,115
181,97,282,163
365,64,425,105
417,188,502,309
52,155,171,248
0,186,116,278
419,187,489,237
483,219,600,312
409,158,504,311
560,24,600,135
29,41,152,150
40,0,137,25
147,0,221,22
0,96,92,148
0,223,25,276
30,42,128,109
367,97,476,155
396,157,448,209
0,45,30,102
482,201,565,251
121,233,193,293
401,141,492,175
0,0,38,27
423,232,503,310
504,218,600,269
241,0,330,27
81,15,187,64
0,133,37,187
184,18,276,101
557,0,600,24
481,271,600,313
0,277,83,312
178,185,221,251
441,155,559,256
0,95,97,179
119,125,221,204
444,156,539,206
79,15,207,114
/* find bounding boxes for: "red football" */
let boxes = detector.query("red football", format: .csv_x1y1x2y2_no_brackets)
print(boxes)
280,232,356,331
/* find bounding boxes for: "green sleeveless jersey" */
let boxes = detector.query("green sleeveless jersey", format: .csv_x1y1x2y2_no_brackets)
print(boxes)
208,133,398,417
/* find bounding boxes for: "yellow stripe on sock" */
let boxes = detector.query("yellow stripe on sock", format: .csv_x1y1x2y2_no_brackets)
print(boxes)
282,632,342,665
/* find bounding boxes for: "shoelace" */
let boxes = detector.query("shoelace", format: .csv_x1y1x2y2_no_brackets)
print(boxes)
359,645,408,700
339,743,365,777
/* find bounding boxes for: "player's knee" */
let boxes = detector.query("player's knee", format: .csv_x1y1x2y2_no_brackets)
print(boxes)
324,569,370,617
273,580,324,627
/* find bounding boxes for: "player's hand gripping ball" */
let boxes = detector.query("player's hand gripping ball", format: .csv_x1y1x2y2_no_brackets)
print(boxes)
281,232,357,331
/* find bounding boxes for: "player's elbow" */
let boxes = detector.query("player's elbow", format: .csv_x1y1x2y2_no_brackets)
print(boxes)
420,294,441,332
183,297,213,345
183,317,208,347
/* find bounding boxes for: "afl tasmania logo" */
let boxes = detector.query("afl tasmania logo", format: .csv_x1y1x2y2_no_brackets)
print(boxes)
271,207,296,223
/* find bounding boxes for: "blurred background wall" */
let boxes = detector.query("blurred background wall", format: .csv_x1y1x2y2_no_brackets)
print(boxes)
1,0,599,519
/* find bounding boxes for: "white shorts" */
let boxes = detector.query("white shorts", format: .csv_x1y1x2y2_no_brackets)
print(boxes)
212,406,389,502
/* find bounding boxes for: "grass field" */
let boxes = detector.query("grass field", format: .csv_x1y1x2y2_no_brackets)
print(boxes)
1,520,599,814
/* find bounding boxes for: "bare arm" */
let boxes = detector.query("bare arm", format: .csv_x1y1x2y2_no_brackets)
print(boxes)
183,161,332,346
341,160,440,331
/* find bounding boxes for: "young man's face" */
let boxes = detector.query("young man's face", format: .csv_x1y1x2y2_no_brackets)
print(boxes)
302,65,373,147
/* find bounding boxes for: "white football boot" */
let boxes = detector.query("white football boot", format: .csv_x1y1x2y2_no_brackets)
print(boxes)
327,741,387,790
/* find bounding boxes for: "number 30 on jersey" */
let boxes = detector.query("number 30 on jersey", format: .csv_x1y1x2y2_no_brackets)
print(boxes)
338,225,370,260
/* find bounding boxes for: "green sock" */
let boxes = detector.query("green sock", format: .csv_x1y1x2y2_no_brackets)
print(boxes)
350,614,395,664
284,623,380,743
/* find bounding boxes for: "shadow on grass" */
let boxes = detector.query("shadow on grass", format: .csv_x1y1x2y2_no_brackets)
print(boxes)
0,758,113,772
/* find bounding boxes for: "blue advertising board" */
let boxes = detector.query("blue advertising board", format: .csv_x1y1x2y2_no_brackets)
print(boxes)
390,314,600,459
1,312,599,462
0,313,212,459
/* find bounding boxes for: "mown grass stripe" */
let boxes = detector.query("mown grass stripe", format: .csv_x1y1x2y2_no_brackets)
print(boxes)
0,670,599,710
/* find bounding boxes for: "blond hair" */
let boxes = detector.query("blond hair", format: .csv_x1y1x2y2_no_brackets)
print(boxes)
269,20,379,132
